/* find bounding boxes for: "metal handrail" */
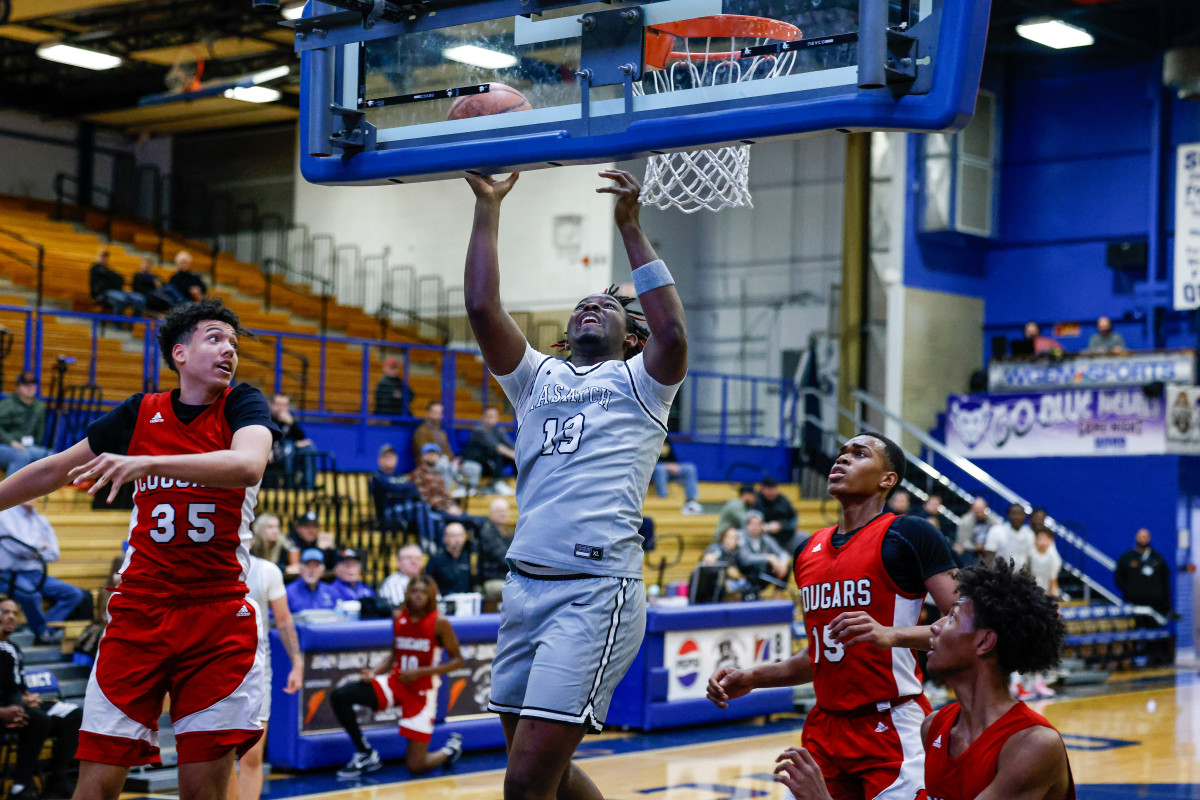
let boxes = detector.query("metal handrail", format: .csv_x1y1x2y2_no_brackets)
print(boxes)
53,173,115,240
0,227,45,308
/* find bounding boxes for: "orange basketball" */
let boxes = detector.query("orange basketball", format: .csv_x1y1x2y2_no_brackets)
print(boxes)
447,82,532,121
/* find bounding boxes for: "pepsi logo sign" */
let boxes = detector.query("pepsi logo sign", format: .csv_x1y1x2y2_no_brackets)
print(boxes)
674,639,701,687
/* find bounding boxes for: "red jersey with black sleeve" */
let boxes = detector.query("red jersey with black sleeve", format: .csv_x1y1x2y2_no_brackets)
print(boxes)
794,512,954,712
924,702,1076,800
87,384,278,603
391,609,441,693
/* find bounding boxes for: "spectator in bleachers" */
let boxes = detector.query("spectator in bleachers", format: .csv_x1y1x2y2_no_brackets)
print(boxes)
1014,527,1065,700
131,255,173,313
373,355,413,418
886,489,911,515
714,484,757,540
269,392,319,489
426,523,475,596
88,248,144,318
410,443,468,528
955,496,999,568
411,401,481,494
702,526,742,568
461,406,516,496
474,498,513,603
1114,528,1171,617
1028,506,1049,533
378,544,425,607
0,597,83,800
165,250,207,305
286,510,337,571
370,444,440,548
652,436,703,515
755,476,798,552
0,371,53,475
0,499,86,645
329,549,376,603
985,503,1035,570
251,513,292,573
1085,315,1126,354
735,511,790,598
1023,321,1062,357
285,548,338,613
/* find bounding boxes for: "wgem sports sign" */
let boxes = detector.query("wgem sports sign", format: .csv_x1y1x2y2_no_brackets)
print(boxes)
987,351,1194,393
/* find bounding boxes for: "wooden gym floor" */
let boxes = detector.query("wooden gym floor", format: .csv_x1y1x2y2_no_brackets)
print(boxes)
119,665,1200,800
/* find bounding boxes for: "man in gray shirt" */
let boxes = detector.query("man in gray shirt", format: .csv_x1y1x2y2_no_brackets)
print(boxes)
954,496,1000,568
1085,316,1126,354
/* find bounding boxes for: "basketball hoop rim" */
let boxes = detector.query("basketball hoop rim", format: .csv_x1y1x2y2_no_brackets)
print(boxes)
644,14,803,70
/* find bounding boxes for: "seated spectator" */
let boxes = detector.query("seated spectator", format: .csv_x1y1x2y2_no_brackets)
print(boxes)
0,499,86,644
286,510,337,571
714,484,757,540
286,548,338,613
701,526,742,567
0,372,53,475
1023,321,1062,356
886,489,911,515
412,401,481,495
329,549,376,603
735,511,790,598
131,255,173,313
0,598,82,800
1086,315,1126,354
954,496,999,568
474,498,513,604
426,523,475,596
652,437,702,514
89,248,144,318
1028,529,1062,599
461,406,516,495
378,544,425,607
755,476,798,551
164,250,207,305
374,355,413,418
251,513,291,573
985,503,1035,570
371,444,440,546
410,443,469,544
269,392,319,489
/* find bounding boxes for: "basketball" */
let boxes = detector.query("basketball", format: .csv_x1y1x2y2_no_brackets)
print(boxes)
447,82,532,121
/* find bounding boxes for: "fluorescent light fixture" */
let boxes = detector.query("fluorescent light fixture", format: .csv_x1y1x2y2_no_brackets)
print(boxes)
251,65,290,84
36,43,122,70
1016,17,1094,49
280,2,305,20
224,86,282,103
442,45,518,70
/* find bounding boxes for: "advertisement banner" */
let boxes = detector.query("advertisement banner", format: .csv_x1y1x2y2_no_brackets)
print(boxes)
987,352,1194,393
946,388,1167,458
665,624,789,702
1175,143,1200,311
1166,385,1200,454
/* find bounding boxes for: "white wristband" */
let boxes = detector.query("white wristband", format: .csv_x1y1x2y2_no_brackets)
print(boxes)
632,259,674,295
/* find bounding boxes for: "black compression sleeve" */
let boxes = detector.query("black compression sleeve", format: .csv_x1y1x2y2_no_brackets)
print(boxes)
86,394,144,456
881,516,957,596
223,384,281,440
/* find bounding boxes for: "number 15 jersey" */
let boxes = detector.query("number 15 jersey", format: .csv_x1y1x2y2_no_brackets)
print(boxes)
494,344,682,578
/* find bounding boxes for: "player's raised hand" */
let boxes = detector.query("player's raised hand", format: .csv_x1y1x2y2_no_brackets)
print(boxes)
68,452,151,504
465,172,520,203
828,610,894,648
774,747,833,799
597,169,643,229
706,667,753,708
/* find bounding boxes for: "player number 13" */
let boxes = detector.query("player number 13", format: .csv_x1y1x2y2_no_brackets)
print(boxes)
541,413,585,455
148,502,218,543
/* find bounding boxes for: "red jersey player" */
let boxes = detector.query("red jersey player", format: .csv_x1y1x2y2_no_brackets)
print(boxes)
330,574,465,778
777,559,1074,800
707,433,958,800
0,299,278,800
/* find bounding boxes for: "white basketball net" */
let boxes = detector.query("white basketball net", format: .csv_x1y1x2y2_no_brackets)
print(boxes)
636,36,797,213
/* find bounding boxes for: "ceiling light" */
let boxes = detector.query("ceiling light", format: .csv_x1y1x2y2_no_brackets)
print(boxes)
36,43,122,70
251,65,290,84
442,45,519,70
1015,17,1094,49
280,3,305,20
224,86,282,103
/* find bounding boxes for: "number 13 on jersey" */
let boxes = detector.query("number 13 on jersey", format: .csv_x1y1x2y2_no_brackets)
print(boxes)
541,413,585,455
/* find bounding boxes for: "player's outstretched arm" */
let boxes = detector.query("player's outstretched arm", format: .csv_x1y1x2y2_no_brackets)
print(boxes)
598,169,687,386
464,173,528,377
977,727,1073,800
828,569,959,651
0,439,97,511
706,648,813,708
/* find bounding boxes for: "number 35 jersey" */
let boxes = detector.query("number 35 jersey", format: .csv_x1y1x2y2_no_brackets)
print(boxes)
87,385,278,603
494,345,682,579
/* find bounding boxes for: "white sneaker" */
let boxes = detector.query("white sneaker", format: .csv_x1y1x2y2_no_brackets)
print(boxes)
450,487,467,499
337,748,382,779
441,732,464,769
493,481,514,496
1033,677,1056,698
681,501,704,515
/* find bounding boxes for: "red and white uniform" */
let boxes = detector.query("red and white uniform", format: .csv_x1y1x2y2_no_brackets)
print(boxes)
79,388,269,767
924,702,1076,800
372,608,442,742
794,512,930,800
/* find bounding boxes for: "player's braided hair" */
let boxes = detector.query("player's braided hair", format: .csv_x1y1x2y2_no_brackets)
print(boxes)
157,298,250,373
957,559,1066,676
554,286,651,361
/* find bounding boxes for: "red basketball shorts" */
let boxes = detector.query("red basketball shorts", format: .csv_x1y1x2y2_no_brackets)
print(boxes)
799,697,931,800
77,591,266,767
372,673,438,743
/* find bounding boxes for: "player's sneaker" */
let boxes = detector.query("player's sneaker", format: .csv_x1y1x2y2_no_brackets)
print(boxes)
681,501,705,515
337,748,382,779
1033,677,1057,698
441,732,464,769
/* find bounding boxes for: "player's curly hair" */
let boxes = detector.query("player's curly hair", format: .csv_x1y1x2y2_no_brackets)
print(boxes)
555,286,651,361
958,559,1066,675
158,298,249,373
